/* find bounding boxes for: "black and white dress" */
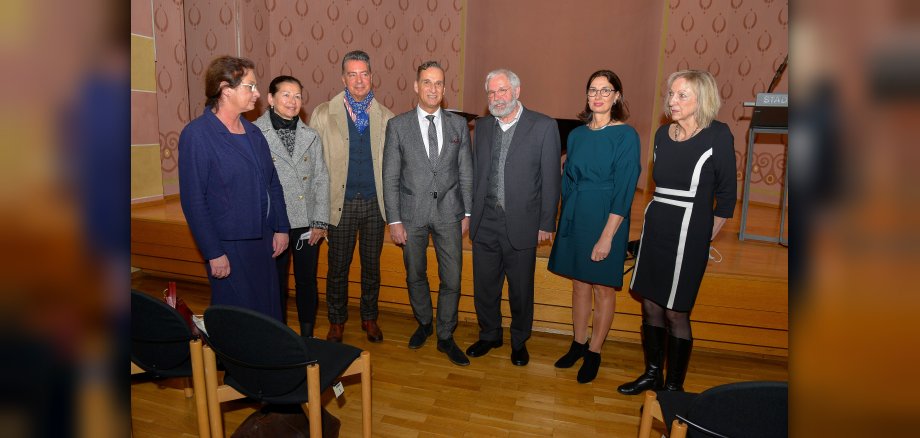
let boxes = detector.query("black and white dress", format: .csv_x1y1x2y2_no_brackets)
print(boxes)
629,120,737,311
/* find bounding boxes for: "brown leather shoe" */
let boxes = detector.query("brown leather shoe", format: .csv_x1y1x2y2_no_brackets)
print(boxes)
326,323,344,343
361,319,383,343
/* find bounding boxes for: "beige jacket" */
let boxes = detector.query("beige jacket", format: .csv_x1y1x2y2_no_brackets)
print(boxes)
309,91,395,226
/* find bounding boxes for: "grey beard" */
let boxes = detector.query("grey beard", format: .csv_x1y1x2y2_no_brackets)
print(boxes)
489,97,518,118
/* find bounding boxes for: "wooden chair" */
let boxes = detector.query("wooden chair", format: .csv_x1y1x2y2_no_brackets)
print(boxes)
201,305,372,437
638,381,788,437
130,290,209,437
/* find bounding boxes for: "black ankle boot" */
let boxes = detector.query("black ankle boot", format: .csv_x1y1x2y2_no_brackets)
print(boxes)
554,339,588,368
300,322,315,338
663,335,693,392
617,324,666,395
577,350,601,383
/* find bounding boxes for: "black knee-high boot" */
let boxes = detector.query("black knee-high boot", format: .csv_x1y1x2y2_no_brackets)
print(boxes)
663,335,692,392
617,324,666,395
300,322,314,339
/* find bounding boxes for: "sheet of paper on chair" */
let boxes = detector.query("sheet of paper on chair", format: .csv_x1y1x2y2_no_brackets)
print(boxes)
192,315,207,336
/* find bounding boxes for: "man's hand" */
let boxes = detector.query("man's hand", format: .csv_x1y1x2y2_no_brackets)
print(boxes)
537,230,553,243
461,217,470,236
272,232,289,258
389,223,408,245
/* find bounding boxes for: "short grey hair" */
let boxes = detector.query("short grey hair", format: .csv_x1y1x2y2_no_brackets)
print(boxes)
342,50,371,73
484,68,521,91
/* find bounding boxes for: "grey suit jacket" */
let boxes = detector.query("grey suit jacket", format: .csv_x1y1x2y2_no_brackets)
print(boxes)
254,111,330,229
470,106,561,250
382,109,473,227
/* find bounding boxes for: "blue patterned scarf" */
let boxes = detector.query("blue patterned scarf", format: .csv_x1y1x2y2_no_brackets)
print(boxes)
344,88,374,135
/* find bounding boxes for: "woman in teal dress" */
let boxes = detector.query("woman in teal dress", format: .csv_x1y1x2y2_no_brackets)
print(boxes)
547,70,640,383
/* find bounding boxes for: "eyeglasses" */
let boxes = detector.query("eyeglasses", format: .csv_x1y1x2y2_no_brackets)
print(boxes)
238,83,258,92
587,88,615,97
487,87,512,99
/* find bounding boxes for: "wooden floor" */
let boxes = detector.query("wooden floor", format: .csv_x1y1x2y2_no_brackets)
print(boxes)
130,274,788,438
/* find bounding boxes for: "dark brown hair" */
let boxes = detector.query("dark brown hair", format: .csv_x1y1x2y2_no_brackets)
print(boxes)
577,69,629,123
204,56,255,109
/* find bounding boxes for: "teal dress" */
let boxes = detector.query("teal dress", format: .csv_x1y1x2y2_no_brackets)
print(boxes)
548,124,641,287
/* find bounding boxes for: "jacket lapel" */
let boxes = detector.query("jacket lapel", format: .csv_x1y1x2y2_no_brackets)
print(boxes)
504,107,532,160
206,110,257,166
255,112,296,167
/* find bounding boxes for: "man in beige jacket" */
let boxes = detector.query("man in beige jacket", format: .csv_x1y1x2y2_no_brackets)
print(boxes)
310,50,395,343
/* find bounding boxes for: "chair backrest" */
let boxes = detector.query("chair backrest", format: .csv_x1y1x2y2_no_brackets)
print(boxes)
203,305,313,402
130,290,194,377
682,381,788,438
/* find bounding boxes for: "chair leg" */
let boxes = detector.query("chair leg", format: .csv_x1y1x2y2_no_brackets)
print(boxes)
202,346,223,438
637,390,658,438
305,364,322,438
189,340,211,438
670,419,688,438
360,351,372,438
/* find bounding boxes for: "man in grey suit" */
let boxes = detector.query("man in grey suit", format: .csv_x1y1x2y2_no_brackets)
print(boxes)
383,61,473,366
466,69,561,366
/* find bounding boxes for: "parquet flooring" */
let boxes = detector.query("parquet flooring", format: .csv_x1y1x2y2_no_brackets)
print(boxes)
130,274,787,437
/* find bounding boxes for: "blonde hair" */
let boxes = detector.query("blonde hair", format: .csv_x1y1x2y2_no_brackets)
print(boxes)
664,70,721,128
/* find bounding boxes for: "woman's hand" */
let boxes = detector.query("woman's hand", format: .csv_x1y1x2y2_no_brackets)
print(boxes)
591,238,612,262
272,232,289,258
209,255,231,278
308,228,326,245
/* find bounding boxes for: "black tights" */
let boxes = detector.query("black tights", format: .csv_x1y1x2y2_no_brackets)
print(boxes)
642,299,692,340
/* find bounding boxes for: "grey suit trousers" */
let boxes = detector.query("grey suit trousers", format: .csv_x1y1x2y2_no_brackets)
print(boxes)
403,218,463,341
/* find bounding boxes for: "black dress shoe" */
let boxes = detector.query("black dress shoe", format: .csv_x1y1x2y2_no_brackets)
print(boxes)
437,338,470,366
465,339,503,357
511,345,529,366
408,323,433,349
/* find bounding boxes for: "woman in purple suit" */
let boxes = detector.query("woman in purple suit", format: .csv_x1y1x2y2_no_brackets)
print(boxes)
178,56,291,321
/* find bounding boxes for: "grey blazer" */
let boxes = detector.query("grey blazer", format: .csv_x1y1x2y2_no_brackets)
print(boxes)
255,111,330,229
382,109,472,226
470,106,561,249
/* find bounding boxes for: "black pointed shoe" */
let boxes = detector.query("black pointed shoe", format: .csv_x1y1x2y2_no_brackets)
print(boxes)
465,339,503,357
511,345,530,366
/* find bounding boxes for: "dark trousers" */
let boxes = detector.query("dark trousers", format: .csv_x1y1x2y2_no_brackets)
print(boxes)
276,227,320,327
326,196,385,324
403,220,463,340
472,203,536,349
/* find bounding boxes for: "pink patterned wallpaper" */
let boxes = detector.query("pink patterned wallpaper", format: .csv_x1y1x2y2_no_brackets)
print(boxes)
663,0,789,204
153,0,190,196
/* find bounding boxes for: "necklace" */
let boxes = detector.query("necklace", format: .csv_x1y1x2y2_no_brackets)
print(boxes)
672,123,700,141
589,118,613,130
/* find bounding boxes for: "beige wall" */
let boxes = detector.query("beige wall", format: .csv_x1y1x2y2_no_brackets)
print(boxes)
133,0,789,202
463,0,666,190
131,0,164,202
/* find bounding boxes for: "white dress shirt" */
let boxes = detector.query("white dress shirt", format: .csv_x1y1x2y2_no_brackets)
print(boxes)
417,106,444,154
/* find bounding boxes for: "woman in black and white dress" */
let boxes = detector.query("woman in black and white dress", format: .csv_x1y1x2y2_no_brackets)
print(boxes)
618,70,737,395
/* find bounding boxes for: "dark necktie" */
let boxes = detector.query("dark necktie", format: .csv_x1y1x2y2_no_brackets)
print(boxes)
426,114,438,165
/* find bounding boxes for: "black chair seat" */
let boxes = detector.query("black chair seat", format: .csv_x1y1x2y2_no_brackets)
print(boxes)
658,381,788,438
204,305,362,404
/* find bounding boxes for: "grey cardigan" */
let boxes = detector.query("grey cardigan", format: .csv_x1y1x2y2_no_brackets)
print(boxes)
254,111,330,229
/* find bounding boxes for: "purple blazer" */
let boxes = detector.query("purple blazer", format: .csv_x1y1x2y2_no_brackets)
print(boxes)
179,107,290,261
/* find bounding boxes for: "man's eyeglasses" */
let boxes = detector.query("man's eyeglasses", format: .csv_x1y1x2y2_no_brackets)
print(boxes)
587,88,615,97
487,87,512,99
239,83,258,92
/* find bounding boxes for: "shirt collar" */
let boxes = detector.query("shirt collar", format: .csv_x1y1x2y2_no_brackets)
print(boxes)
496,101,523,129
416,106,442,120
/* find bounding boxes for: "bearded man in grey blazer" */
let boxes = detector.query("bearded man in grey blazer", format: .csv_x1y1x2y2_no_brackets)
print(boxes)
382,61,473,366
466,69,561,367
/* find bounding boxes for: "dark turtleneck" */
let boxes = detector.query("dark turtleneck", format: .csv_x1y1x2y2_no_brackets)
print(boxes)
269,109,299,156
